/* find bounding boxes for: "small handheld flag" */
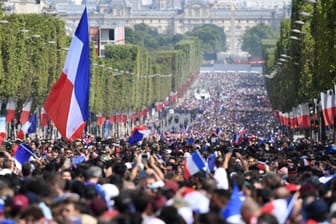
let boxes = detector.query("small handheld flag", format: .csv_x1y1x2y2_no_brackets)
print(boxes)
183,150,206,179
128,125,151,145
221,183,244,223
15,143,35,169
16,113,37,139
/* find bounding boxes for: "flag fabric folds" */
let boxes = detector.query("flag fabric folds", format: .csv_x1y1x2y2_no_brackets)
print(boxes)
16,113,37,139
15,143,34,168
319,174,336,184
6,98,16,124
20,98,33,124
40,107,48,127
44,7,90,140
262,192,299,224
183,150,206,179
221,183,244,223
320,91,335,127
206,152,217,173
128,125,151,145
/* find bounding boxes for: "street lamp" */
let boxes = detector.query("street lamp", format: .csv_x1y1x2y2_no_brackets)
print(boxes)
279,58,289,63
292,29,306,35
18,29,29,33
0,20,8,24
280,54,291,59
300,11,312,17
295,20,305,25
30,34,40,38
290,35,300,40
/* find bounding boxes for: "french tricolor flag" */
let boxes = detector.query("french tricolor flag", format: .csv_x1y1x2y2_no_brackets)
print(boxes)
40,107,48,127
183,150,206,179
20,98,33,124
44,7,90,140
302,158,310,166
6,98,17,124
16,113,37,139
128,125,151,145
262,192,299,224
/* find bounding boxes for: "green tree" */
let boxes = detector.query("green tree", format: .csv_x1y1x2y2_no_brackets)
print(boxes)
186,24,226,54
242,23,278,59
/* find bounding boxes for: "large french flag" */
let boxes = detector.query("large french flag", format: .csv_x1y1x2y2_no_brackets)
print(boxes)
44,7,90,140
128,125,151,145
183,150,206,179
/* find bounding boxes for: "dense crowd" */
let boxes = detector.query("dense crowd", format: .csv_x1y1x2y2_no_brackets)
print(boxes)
0,71,335,224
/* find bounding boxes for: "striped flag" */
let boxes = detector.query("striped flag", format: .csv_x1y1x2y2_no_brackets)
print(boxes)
320,91,335,127
40,107,48,127
20,98,33,124
16,113,37,139
44,7,90,140
183,150,206,179
6,98,16,124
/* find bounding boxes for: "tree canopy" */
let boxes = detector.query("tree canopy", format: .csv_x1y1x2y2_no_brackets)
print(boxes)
264,0,336,112
125,23,226,55
242,23,278,59
186,24,227,54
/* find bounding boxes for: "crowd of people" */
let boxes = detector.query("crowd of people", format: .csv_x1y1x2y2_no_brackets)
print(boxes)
0,71,335,224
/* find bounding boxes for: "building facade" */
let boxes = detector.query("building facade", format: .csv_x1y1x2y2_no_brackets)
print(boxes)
1,0,290,56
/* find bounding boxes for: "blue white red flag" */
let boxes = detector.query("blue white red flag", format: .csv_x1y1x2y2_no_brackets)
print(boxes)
183,150,206,179
232,134,240,145
239,127,247,136
216,127,223,136
20,98,33,124
15,143,35,169
128,125,151,145
221,183,244,223
16,113,37,139
302,158,310,166
6,98,16,124
44,7,90,140
257,161,267,171
262,192,299,224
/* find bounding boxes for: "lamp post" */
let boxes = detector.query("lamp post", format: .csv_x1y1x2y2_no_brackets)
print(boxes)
290,35,300,41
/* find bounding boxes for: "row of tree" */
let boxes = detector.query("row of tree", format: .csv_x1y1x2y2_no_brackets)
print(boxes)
264,0,336,112
0,13,213,117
